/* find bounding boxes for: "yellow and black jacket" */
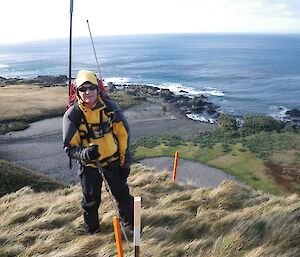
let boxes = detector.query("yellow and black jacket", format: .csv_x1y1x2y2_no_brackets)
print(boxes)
63,96,131,169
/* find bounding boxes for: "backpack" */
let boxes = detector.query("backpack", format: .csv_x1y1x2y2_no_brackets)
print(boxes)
67,78,107,109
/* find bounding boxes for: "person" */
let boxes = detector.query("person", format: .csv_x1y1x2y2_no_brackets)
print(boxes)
63,70,133,234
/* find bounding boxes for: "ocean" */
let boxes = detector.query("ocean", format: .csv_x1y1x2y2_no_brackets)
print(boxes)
0,33,300,121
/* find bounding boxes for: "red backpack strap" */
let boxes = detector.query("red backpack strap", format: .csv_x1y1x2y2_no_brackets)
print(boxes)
97,79,106,97
67,82,77,109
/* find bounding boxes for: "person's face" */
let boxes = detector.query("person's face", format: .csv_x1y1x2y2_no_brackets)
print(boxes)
78,83,98,108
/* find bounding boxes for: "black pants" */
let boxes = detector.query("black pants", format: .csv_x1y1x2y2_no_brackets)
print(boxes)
79,162,134,233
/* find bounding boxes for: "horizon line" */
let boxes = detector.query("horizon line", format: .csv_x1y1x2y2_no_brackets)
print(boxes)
1,31,300,46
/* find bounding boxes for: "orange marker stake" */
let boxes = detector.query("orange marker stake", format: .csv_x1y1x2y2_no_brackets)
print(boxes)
172,151,179,181
113,216,124,257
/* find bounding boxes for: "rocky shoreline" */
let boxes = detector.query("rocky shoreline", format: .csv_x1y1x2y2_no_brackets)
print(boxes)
109,83,220,123
1,75,300,125
0,75,68,87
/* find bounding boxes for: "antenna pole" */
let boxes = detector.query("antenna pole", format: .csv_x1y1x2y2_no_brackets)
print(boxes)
86,19,103,81
68,0,74,97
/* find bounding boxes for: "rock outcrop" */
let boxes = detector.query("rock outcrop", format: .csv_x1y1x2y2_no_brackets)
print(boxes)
113,83,220,123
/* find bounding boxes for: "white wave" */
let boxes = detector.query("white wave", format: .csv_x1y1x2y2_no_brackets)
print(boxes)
103,80,225,99
200,87,225,96
159,83,206,96
0,64,9,69
186,113,216,124
268,105,289,120
104,77,130,84
159,83,225,98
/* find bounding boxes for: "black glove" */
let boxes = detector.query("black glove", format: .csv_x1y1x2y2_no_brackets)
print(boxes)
81,145,100,161
120,166,130,179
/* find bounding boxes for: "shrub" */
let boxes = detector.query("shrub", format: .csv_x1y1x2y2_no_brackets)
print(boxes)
9,121,29,131
243,115,284,133
0,121,29,134
218,114,237,130
222,143,232,153
195,129,241,148
241,131,297,158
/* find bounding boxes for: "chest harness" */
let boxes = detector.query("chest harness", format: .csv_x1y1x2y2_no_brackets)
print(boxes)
69,102,119,168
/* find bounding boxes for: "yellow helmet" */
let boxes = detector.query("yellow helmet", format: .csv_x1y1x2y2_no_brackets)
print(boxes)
75,70,98,88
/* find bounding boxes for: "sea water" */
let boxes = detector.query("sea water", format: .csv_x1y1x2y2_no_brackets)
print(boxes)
0,33,299,120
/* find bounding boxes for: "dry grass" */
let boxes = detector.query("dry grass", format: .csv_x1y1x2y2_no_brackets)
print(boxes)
0,85,68,122
0,85,145,123
0,164,299,257
269,150,300,166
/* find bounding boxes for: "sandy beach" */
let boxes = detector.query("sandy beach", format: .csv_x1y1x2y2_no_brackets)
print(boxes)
0,96,222,185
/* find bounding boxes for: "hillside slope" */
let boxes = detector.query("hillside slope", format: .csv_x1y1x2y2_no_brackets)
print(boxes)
0,164,299,257
0,160,66,196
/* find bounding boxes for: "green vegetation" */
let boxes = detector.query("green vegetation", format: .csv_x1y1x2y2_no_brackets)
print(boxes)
241,131,299,159
0,160,66,196
132,115,300,195
0,165,299,256
218,113,238,130
0,121,29,134
132,134,185,154
242,115,284,133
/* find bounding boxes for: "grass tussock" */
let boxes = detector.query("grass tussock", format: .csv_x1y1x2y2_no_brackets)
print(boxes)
0,164,299,257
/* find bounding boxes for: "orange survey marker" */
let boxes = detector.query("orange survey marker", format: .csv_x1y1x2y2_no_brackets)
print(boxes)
172,151,179,181
113,216,124,257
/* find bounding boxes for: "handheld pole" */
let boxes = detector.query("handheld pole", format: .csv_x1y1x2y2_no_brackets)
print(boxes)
86,20,103,81
68,0,74,170
68,0,74,97
95,161,130,244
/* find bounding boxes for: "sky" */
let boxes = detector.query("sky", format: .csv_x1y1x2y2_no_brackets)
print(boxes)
1,0,300,44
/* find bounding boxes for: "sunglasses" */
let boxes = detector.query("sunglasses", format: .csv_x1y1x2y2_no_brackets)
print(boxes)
78,84,98,92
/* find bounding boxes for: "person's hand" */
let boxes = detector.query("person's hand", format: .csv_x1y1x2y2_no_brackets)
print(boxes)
81,145,100,161
120,166,130,179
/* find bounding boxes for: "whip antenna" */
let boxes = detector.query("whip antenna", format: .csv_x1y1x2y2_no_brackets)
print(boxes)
68,0,74,97
86,20,103,81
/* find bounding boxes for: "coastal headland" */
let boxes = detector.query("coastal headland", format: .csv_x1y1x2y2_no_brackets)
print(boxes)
1,75,300,124
1,75,300,195
0,76,219,185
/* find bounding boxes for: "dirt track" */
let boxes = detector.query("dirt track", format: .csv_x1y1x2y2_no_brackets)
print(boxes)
0,98,232,187
138,157,234,188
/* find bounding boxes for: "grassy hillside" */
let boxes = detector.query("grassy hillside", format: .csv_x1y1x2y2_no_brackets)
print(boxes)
0,164,299,257
0,160,66,196
0,85,68,122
